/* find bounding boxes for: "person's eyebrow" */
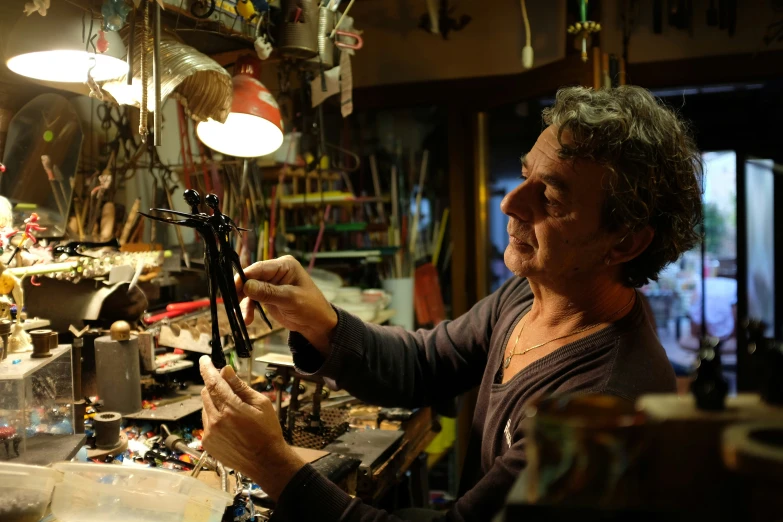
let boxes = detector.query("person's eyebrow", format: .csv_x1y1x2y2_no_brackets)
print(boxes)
521,155,570,197
540,173,570,196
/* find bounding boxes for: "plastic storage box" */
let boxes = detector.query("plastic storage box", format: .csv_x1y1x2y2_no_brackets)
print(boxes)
0,347,75,461
51,462,234,522
0,462,61,522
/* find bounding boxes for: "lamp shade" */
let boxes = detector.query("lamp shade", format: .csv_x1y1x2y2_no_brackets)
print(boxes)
5,2,128,83
196,56,284,158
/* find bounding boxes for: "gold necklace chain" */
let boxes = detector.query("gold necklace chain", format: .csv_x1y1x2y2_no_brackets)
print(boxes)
503,292,636,370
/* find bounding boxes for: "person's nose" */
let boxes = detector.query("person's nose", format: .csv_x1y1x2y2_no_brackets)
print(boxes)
500,182,534,223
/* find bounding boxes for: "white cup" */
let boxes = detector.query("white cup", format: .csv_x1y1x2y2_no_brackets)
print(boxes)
335,286,362,304
382,278,414,330
361,289,391,309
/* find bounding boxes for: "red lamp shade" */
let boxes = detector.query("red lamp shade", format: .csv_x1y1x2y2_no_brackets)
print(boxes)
197,56,284,158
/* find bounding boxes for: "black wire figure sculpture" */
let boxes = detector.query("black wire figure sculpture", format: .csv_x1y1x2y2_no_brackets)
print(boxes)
141,190,272,368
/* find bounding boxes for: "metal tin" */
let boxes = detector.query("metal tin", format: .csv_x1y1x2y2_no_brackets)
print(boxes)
306,7,336,69
94,333,142,415
279,0,319,59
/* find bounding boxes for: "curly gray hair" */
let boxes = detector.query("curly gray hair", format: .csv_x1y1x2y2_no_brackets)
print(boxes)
542,85,703,288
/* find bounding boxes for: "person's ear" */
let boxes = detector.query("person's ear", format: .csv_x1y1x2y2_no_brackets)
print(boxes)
604,226,654,266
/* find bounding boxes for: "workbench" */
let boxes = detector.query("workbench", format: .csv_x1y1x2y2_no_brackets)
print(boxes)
360,406,438,504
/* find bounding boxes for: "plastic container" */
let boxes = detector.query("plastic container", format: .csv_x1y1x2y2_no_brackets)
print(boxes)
0,347,75,461
0,462,61,522
51,462,234,522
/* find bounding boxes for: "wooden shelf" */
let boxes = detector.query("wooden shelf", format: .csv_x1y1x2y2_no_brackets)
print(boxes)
301,247,399,260
161,1,255,56
273,195,391,208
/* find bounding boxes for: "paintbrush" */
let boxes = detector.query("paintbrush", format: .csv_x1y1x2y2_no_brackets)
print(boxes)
408,150,429,262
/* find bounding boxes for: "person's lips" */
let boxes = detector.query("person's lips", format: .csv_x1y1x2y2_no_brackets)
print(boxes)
509,234,533,250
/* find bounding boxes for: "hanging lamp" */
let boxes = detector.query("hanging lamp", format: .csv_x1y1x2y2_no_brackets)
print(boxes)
5,1,128,83
196,55,284,158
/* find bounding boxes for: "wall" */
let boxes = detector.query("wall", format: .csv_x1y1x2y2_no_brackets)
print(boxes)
601,0,783,64
347,0,567,87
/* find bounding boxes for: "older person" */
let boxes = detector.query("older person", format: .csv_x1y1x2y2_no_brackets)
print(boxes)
198,85,703,521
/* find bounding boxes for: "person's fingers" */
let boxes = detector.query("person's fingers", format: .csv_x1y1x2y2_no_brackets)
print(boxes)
221,365,271,410
243,279,296,306
221,365,253,399
200,356,238,412
234,273,247,301
242,256,301,285
201,386,219,420
240,297,255,325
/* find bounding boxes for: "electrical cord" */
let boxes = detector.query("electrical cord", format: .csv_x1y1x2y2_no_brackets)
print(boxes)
520,0,533,68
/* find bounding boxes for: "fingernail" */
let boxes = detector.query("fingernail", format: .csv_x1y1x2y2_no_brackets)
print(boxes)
199,355,210,366
244,280,261,295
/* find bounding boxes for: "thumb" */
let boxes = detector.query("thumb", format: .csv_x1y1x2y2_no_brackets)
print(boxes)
221,365,268,408
243,279,293,306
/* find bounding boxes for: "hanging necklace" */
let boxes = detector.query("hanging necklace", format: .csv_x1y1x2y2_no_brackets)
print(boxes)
503,292,636,369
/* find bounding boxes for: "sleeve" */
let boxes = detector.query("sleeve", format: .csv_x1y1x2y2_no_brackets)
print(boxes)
288,279,518,409
271,437,528,522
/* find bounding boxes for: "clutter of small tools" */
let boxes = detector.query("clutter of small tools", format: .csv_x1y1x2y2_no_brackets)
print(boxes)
0,0,453,520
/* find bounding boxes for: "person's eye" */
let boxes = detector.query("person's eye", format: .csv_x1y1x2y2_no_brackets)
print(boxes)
519,173,528,182
544,196,564,215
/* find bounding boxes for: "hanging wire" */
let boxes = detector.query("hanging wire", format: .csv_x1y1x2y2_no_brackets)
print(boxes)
326,142,361,172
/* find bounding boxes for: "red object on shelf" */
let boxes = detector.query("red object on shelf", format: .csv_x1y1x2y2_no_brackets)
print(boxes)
414,263,446,326
142,298,224,325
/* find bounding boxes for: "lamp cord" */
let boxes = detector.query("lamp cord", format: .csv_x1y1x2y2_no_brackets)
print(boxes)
521,0,531,47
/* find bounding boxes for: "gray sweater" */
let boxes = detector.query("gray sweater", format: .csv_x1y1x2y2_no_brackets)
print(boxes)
271,277,676,522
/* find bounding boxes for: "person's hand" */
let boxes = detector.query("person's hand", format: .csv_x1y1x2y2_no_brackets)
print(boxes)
199,356,306,500
238,255,337,352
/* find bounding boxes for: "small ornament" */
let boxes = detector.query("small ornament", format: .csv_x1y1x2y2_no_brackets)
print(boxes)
96,30,110,54
101,0,132,32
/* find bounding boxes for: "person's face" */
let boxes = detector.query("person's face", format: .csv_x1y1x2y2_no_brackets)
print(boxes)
500,125,619,284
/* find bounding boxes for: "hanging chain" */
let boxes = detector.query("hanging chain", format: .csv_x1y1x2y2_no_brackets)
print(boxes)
139,0,150,143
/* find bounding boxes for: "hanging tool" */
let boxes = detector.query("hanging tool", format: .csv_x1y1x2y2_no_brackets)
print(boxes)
177,105,195,191
162,174,191,269
419,0,471,39
139,0,150,142
40,155,68,219
153,0,162,146
369,155,386,225
127,7,136,85
329,0,356,38
567,0,601,62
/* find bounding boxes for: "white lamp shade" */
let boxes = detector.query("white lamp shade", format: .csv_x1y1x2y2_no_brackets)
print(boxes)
5,2,127,83
197,114,284,158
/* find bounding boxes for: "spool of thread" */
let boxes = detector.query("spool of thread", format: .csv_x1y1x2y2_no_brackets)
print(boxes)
0,319,11,360
94,321,141,414
49,331,58,350
93,411,122,449
30,329,53,358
